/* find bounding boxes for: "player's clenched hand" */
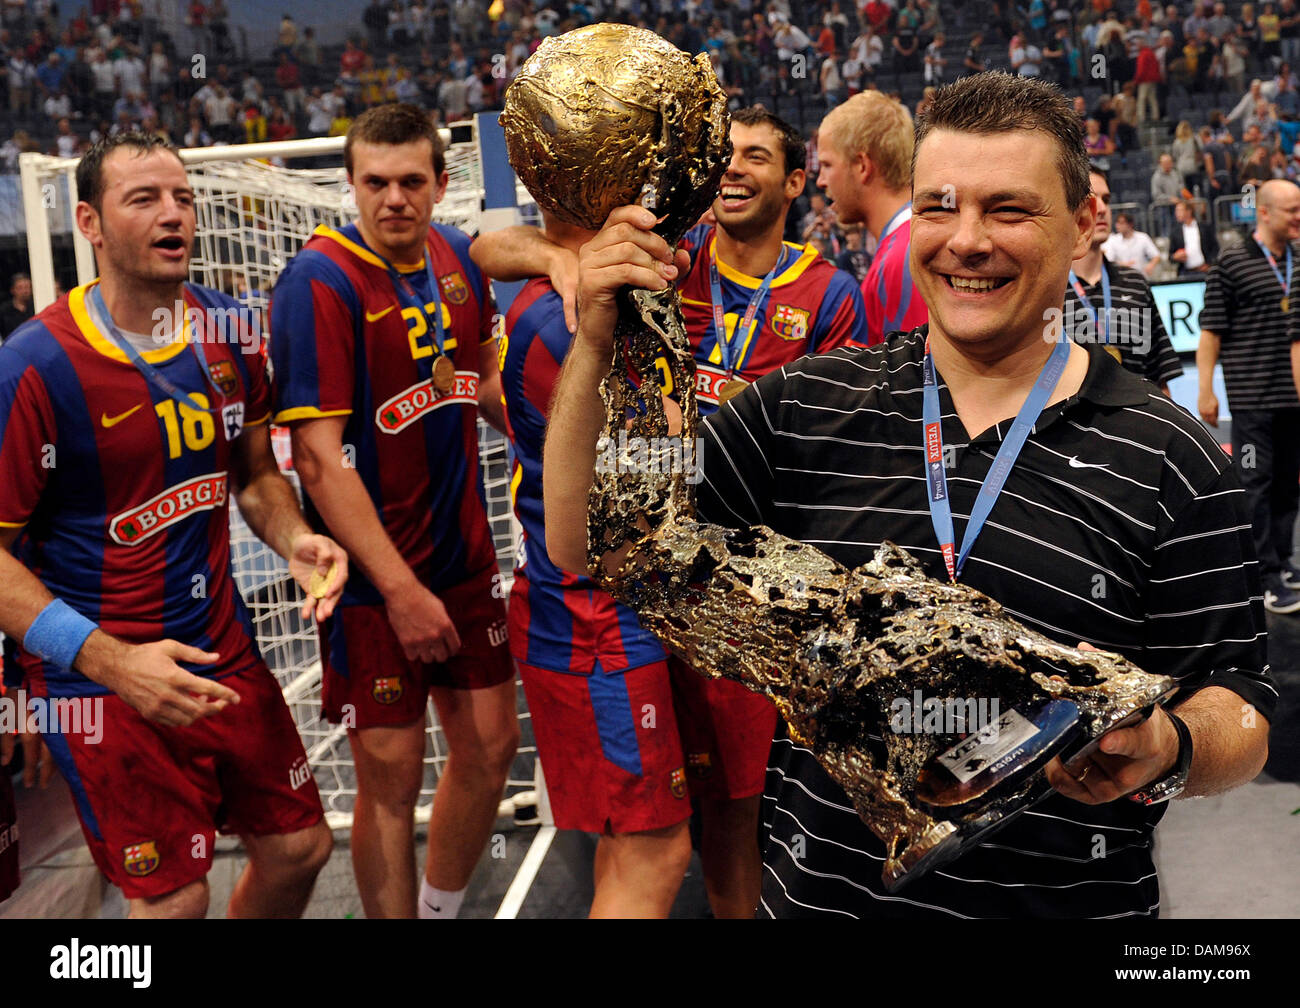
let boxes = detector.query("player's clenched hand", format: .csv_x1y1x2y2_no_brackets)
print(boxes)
102,640,239,727
1198,389,1219,427
576,205,690,350
385,584,461,664
288,532,349,623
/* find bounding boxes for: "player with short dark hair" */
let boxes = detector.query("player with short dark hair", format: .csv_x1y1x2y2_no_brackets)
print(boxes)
0,132,346,918
270,103,517,919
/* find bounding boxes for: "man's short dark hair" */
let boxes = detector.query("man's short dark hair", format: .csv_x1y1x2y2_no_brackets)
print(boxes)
731,105,806,176
1115,210,1134,225
345,102,445,177
75,132,182,213
914,72,1091,211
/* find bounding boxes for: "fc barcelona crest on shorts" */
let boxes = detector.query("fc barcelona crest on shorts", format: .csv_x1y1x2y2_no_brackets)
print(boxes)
770,304,810,342
123,841,160,877
372,675,404,705
669,767,687,799
440,272,470,306
687,752,713,779
208,360,240,397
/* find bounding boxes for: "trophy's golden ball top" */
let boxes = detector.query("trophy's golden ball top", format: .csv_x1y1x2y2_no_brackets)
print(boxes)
500,22,730,241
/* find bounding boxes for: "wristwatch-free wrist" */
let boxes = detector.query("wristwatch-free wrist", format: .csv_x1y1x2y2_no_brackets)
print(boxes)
1128,707,1193,805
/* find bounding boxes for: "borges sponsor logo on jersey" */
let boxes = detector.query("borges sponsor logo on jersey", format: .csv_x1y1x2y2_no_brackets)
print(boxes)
109,473,228,545
49,939,152,988
693,363,730,406
374,372,478,434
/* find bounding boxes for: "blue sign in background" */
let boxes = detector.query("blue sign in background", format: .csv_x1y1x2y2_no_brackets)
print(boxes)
1150,279,1205,355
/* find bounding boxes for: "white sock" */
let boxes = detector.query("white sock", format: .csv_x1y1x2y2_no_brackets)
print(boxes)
418,879,466,920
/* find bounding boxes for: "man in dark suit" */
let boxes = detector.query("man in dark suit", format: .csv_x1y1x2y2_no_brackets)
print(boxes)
1170,199,1219,275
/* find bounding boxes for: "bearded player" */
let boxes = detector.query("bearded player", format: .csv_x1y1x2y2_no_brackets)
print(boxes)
270,104,517,920
474,105,865,917
0,133,345,918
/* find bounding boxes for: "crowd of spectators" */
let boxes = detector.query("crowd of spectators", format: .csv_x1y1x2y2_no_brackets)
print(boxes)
4,0,1298,277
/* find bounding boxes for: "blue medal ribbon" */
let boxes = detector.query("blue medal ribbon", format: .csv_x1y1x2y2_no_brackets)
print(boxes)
87,284,224,412
922,335,1072,582
1254,232,1293,302
1067,266,1112,345
382,248,446,363
708,240,784,378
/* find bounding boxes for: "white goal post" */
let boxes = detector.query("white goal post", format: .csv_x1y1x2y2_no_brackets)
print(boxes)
18,127,539,832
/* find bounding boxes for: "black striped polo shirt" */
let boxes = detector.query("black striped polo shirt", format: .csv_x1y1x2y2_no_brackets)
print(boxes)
1200,237,1300,412
696,328,1276,919
1063,259,1184,388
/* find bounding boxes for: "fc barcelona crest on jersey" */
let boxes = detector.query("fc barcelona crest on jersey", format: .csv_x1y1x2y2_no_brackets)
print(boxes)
208,360,240,397
372,676,404,705
123,841,160,877
440,272,470,306
669,767,687,799
770,304,810,342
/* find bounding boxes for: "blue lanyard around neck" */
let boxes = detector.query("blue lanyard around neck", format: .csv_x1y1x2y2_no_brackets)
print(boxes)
708,242,784,377
383,252,446,359
87,284,219,412
1068,265,1112,344
922,335,1072,582
1254,233,1293,295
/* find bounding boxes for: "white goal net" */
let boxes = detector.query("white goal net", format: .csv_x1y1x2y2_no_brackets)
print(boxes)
20,132,534,831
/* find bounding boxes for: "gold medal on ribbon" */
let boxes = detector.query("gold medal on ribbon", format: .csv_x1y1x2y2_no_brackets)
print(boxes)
1105,345,1122,363
718,378,748,404
432,354,456,394
1283,296,1291,313
309,561,338,599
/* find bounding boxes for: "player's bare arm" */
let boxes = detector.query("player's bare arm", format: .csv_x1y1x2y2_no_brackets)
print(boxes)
1047,683,1269,805
1196,327,1222,425
470,225,579,333
1291,341,1300,400
476,336,507,432
290,415,461,663
543,205,688,574
229,419,348,622
0,526,238,727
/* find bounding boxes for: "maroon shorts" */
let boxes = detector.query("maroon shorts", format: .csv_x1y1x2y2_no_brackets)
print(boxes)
321,568,513,729
46,661,323,900
0,769,17,903
519,656,777,836
668,657,778,802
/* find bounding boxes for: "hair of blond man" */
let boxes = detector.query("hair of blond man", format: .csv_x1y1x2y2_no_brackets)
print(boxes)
820,91,914,193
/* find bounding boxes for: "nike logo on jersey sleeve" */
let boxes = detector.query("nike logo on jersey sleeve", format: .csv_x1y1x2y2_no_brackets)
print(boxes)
365,305,397,323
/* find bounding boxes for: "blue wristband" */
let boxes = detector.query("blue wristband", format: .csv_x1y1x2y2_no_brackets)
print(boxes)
24,598,97,673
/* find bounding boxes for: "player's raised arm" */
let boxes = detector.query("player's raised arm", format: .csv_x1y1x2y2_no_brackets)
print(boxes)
471,225,579,333
543,205,688,574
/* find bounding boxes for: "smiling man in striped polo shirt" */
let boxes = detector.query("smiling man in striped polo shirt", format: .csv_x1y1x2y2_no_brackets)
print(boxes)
545,71,1275,918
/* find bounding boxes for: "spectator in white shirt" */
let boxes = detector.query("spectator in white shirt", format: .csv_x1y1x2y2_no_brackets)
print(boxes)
113,47,146,98
1102,211,1163,277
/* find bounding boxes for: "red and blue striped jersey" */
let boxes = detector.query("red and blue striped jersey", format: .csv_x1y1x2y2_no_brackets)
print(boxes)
269,223,497,599
862,214,928,346
500,278,667,674
676,224,868,413
0,282,270,699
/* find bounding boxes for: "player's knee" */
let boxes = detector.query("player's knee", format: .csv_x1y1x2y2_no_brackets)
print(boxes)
131,877,209,919
483,719,521,778
288,821,334,878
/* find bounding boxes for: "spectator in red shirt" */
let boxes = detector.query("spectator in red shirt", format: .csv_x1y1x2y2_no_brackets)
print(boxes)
863,0,892,33
1133,43,1163,123
340,39,365,75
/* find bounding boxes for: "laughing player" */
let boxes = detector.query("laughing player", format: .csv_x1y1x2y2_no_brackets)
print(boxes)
473,106,866,917
0,133,345,918
270,104,517,919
